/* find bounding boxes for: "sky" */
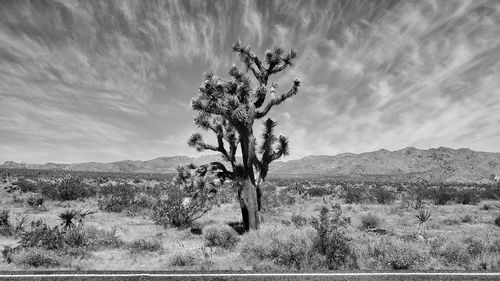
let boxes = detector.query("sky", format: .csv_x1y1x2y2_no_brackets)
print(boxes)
1,0,500,164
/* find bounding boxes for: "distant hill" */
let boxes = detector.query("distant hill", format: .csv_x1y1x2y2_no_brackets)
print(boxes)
3,147,500,183
270,147,500,183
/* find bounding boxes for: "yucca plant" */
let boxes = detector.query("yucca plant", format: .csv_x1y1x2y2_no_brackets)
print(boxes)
415,209,432,226
58,209,96,230
26,195,45,209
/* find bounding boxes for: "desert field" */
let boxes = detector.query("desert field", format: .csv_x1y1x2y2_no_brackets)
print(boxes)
0,169,499,271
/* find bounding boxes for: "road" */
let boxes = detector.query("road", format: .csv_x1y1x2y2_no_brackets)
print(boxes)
0,272,499,281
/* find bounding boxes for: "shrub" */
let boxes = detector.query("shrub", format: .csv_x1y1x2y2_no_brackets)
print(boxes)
170,251,198,266
261,188,295,213
11,248,61,268
310,205,357,270
433,186,455,205
461,214,473,224
343,186,364,204
240,224,319,270
85,227,123,249
494,216,500,227
360,213,381,230
227,221,245,235
464,237,487,257
481,204,493,210
41,177,96,201
438,241,470,265
63,228,88,248
370,186,396,204
128,238,163,254
16,179,39,193
0,210,11,236
203,224,239,249
277,189,296,205
152,186,213,228
306,187,330,197
366,238,428,270
290,214,308,228
443,217,461,225
0,210,10,227
412,185,429,206
456,189,480,205
98,184,136,212
20,220,65,250
190,222,203,235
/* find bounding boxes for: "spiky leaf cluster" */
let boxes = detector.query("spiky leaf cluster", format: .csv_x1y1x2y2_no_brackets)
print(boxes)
256,118,290,179
189,41,301,185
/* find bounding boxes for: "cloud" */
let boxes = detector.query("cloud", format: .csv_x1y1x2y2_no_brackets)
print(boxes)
0,0,499,163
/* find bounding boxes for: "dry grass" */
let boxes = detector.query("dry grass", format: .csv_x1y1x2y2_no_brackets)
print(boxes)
1,181,499,271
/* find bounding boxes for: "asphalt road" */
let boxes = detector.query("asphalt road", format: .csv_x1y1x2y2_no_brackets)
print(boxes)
1,272,499,281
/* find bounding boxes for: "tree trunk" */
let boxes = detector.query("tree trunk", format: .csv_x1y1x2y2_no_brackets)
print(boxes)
238,178,259,231
237,126,260,231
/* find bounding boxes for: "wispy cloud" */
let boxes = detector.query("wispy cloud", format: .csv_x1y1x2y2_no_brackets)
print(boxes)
0,0,499,163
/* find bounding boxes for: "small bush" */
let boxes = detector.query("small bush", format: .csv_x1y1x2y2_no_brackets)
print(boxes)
227,221,245,235
360,213,381,230
240,224,319,270
433,186,455,205
41,177,96,201
343,186,364,204
366,238,428,270
128,238,163,254
306,187,330,197
481,204,493,210
443,217,461,225
464,237,487,257
461,214,473,224
370,186,396,204
170,251,198,266
98,184,136,212
16,179,39,193
290,214,308,228
438,241,470,265
456,189,480,205
278,190,296,205
63,228,88,248
85,227,123,249
0,210,10,227
20,220,65,250
203,224,239,249
0,210,12,236
494,216,500,227
151,166,217,228
190,222,203,235
310,205,357,270
11,248,61,268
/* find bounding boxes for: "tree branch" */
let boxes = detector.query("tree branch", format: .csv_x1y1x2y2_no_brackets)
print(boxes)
232,41,269,86
255,78,301,119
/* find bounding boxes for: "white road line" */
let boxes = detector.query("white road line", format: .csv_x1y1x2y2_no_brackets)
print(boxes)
0,272,499,277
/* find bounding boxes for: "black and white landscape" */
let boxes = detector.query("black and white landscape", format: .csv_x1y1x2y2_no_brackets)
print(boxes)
0,0,499,274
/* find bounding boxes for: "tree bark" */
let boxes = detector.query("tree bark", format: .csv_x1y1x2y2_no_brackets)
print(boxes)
238,177,259,231
237,127,260,231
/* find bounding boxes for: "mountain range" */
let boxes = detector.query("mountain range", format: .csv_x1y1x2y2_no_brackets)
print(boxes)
3,147,500,183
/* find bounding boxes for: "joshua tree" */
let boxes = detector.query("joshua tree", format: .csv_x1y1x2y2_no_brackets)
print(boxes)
188,41,301,230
